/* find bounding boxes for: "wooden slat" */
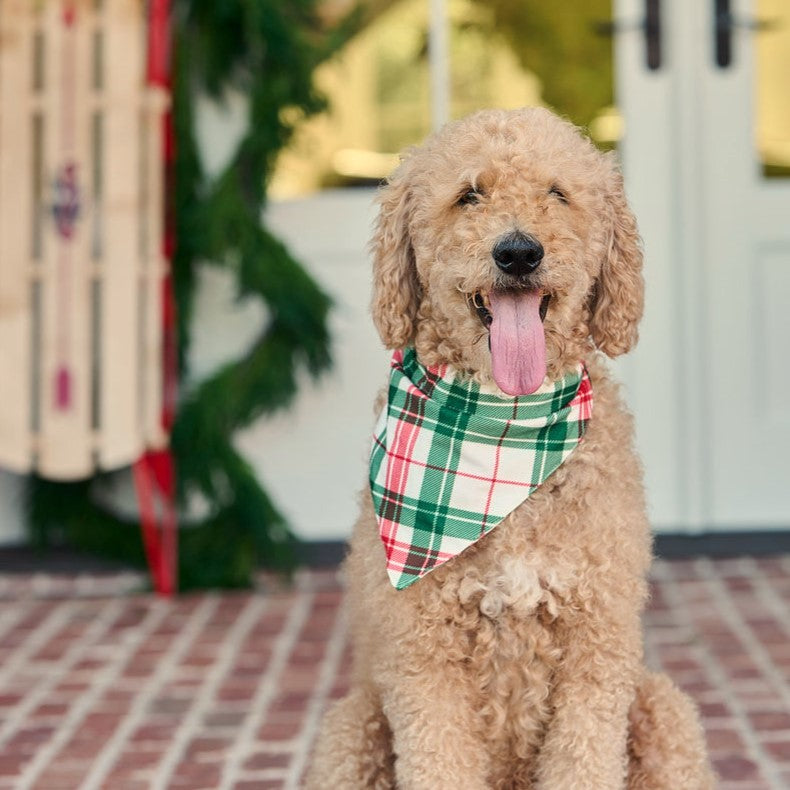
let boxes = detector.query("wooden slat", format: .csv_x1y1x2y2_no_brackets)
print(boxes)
143,267,166,450
1,0,165,478
38,0,93,478
142,87,167,450
97,0,145,469
0,0,34,472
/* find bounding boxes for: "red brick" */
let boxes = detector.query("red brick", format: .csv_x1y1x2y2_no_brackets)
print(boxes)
74,658,107,671
172,761,222,781
149,697,191,715
32,702,70,717
32,761,92,787
184,737,231,757
82,712,125,731
130,724,174,742
270,691,310,713
329,683,350,700
728,665,763,680
57,738,107,759
698,701,732,719
168,781,223,790
54,681,91,694
6,726,55,749
114,751,163,770
0,755,29,776
217,683,258,701
2,563,790,789
180,655,216,668
725,576,753,592
243,751,291,770
749,711,790,732
100,772,152,789
203,711,247,728
677,678,715,695
749,624,787,645
763,740,790,761
661,657,701,673
287,644,324,666
713,755,759,780
705,728,746,751
259,719,302,741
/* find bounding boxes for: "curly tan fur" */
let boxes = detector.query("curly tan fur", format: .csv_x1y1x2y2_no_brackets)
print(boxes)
307,108,714,789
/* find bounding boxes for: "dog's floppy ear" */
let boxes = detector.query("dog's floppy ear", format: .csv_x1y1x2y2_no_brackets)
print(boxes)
371,160,421,349
589,159,644,357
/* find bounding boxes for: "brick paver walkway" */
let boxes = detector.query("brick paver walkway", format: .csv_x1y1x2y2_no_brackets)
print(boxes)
0,556,789,789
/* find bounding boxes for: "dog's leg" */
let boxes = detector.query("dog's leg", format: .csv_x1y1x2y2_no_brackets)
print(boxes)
627,671,715,790
378,656,490,790
533,608,642,790
305,685,395,790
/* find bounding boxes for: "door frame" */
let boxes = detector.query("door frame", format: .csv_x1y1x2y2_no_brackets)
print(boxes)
615,0,790,532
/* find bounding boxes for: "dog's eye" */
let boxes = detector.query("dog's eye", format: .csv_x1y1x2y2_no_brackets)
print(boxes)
457,188,482,206
549,184,569,204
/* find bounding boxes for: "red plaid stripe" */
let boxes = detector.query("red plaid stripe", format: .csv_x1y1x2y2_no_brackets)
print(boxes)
370,349,593,589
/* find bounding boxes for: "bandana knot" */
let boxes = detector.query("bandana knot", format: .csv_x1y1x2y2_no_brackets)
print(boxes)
370,348,593,589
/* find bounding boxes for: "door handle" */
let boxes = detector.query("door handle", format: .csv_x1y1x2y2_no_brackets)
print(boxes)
594,0,662,71
714,0,781,68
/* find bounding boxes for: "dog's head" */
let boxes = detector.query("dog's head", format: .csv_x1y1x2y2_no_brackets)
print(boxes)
371,107,643,394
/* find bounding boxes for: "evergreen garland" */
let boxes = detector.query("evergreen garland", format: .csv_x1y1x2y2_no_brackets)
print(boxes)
27,0,359,589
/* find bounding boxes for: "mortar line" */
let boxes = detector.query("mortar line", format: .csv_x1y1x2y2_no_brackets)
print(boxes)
18,597,171,789
150,595,269,790
694,558,786,789
702,557,790,713
734,557,790,699
0,600,33,647
219,590,314,789
656,562,777,788
284,600,348,790
0,601,75,690
0,598,124,747
78,595,220,790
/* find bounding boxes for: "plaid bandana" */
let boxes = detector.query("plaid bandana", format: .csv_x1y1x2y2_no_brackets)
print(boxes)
370,348,593,589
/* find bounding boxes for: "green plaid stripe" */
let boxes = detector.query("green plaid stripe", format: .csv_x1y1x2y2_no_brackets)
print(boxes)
370,348,592,589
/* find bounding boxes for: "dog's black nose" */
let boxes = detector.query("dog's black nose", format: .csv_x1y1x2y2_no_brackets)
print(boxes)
492,232,544,277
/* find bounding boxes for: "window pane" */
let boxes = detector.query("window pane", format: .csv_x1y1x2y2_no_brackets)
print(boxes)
756,0,790,178
271,0,615,197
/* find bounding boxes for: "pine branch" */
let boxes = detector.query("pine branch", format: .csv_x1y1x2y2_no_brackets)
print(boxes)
28,0,341,589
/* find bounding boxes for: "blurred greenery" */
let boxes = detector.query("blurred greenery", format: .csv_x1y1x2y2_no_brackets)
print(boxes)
278,0,616,194
26,0,367,589
764,163,790,178
476,0,614,128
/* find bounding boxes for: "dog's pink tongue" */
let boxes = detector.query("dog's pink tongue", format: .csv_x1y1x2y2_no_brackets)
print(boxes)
488,290,546,395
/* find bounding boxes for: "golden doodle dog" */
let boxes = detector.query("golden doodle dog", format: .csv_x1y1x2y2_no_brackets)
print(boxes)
307,107,714,789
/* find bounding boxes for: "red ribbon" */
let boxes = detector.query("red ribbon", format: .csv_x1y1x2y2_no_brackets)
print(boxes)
135,0,178,596
146,0,171,87
62,0,76,26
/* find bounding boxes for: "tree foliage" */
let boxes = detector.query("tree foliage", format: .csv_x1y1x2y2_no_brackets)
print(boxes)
27,0,359,588
471,0,614,128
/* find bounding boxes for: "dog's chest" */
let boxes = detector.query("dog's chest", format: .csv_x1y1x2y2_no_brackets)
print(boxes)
442,557,569,755
456,555,574,624
435,555,574,687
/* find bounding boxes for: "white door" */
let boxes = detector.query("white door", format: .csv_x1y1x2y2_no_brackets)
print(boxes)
616,0,790,531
